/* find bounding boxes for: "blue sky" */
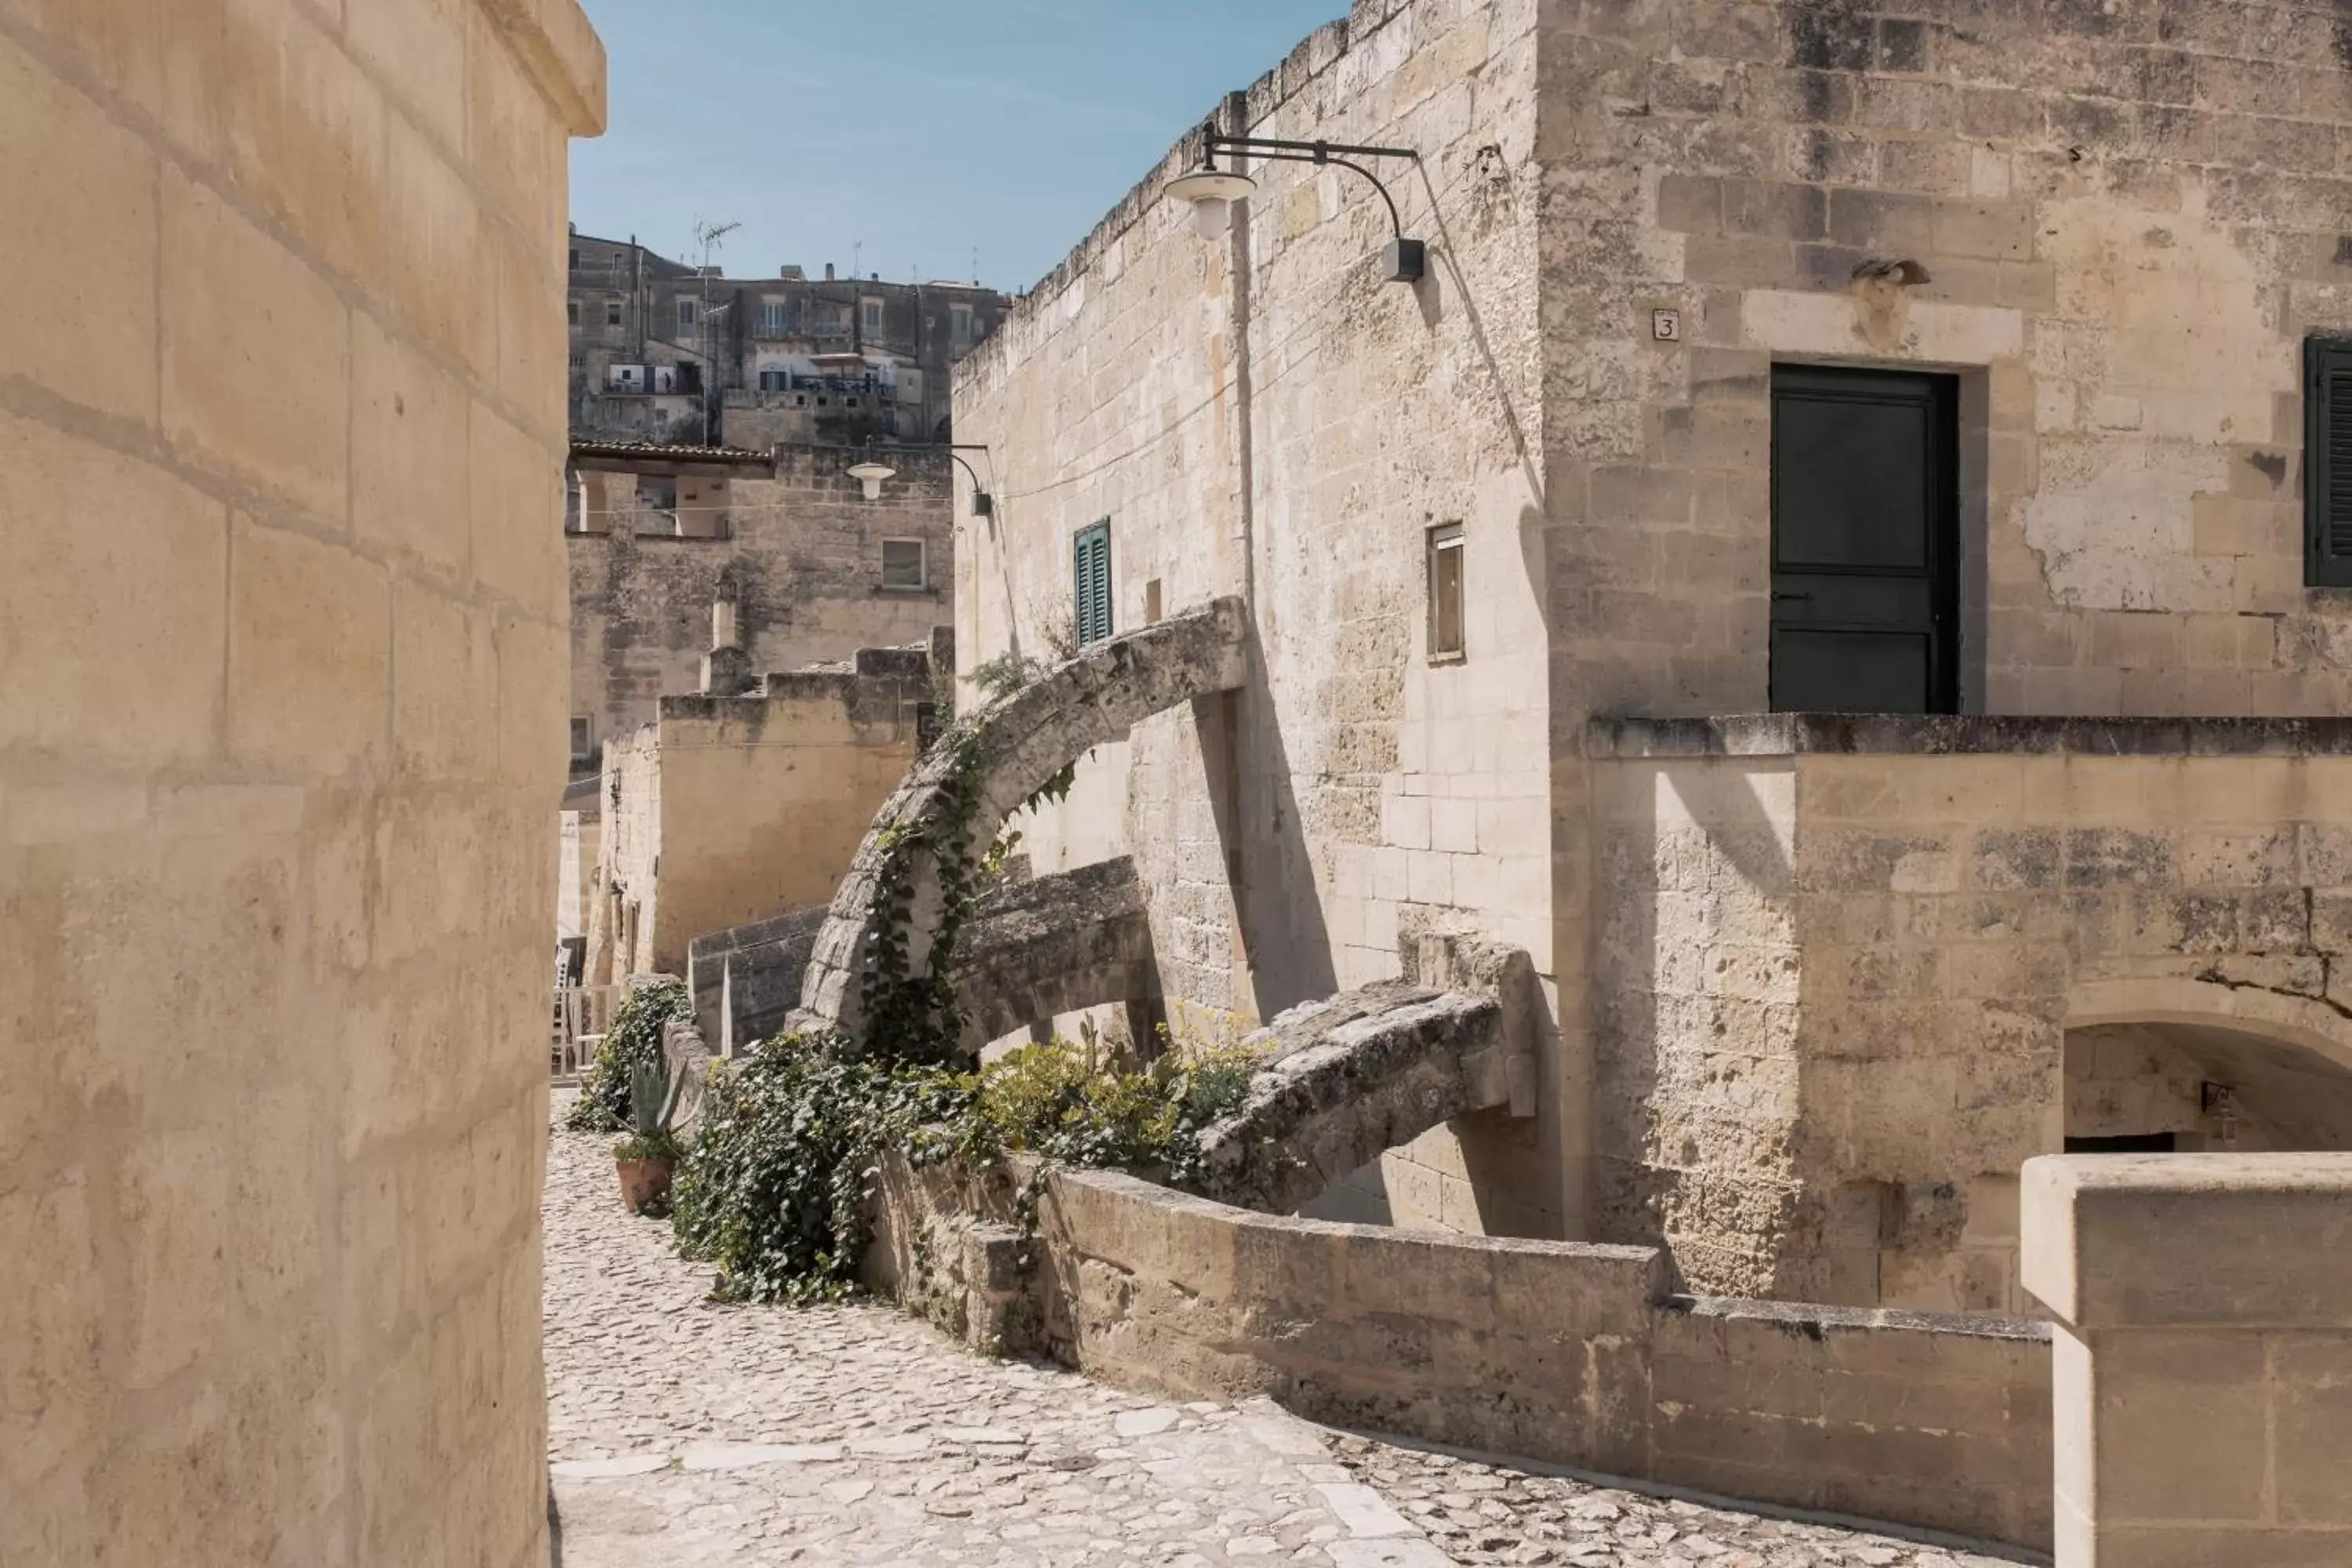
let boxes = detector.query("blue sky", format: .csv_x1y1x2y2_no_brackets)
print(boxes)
571,0,1346,292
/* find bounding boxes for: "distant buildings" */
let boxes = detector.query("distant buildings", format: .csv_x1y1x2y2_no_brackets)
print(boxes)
566,231,1013,448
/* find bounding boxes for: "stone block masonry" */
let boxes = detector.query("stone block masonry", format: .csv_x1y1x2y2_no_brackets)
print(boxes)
0,2,603,1562
2024,1153,2352,1566
869,1153,2054,1553
569,442,955,754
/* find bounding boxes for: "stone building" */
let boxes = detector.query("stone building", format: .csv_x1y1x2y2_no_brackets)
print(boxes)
586,645,938,986
2,0,601,1562
567,234,1011,447
568,439,956,767
953,0,2352,1315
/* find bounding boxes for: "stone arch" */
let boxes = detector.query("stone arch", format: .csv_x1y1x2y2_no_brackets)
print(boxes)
797,596,1250,1044
2066,975,2352,1075
955,858,1156,1053
2063,976,2352,1153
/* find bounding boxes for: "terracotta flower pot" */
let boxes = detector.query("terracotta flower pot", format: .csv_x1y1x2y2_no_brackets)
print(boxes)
615,1155,676,1214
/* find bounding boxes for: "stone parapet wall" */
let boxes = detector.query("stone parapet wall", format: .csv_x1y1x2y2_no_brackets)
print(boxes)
869,1154,2053,1553
1592,717,2352,1314
2024,1153,2352,1565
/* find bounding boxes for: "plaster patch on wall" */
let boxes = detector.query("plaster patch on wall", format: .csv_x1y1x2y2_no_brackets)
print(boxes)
2018,437,2229,610
2017,187,2285,610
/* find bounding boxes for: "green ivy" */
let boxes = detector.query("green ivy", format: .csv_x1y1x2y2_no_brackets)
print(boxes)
564,979,695,1134
669,1031,971,1304
666,1029,1258,1304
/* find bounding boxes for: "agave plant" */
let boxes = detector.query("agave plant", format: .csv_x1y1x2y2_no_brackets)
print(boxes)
617,1058,688,1162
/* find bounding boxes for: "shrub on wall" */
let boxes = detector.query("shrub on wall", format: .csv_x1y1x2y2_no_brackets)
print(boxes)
667,1029,1259,1303
564,979,696,1133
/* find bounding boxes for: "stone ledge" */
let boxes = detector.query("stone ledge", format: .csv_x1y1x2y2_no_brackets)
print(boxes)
1588,713,2352,760
477,0,608,136
1667,1293,2055,1344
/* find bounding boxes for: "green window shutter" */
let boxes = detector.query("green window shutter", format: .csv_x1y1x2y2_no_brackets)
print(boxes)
1073,520,1112,645
2307,336,2352,586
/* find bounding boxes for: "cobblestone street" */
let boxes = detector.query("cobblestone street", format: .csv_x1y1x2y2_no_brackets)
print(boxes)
544,1102,2030,1568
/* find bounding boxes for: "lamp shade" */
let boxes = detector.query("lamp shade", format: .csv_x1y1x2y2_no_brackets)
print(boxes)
1167,169,1257,208
846,459,896,501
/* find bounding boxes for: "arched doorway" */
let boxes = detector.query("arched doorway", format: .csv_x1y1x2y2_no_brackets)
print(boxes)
2064,978,2352,1153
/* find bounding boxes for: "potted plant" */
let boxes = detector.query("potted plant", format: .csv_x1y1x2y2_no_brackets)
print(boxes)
614,1058,687,1215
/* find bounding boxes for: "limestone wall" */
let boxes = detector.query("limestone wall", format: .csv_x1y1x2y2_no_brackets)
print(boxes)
592,654,931,982
870,1156,2053,1552
1593,716,2352,1313
952,0,1559,1233
2024,1152,2352,1565
569,444,953,750
0,0,602,1561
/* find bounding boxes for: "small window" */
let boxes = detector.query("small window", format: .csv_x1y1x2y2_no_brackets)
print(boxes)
1073,520,1113,646
759,299,788,336
951,303,975,347
570,716,594,761
637,476,677,511
794,394,807,407
880,538,927,590
567,299,580,331
605,299,622,328
1428,524,1465,659
676,298,698,334
2306,335,2352,586
862,296,884,336
568,247,579,271
757,369,786,392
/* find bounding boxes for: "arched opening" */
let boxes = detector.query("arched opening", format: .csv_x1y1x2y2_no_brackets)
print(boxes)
2063,979,2352,1153
2065,1018,2352,1153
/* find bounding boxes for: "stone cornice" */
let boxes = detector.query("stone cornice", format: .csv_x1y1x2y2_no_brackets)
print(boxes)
1587,713,2352,759
477,0,608,137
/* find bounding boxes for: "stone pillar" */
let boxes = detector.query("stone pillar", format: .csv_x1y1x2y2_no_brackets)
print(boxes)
700,590,753,695
2021,1153,2352,1566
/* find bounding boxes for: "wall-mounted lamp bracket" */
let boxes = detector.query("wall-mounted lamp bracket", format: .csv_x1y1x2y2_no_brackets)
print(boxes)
1182,131,1427,284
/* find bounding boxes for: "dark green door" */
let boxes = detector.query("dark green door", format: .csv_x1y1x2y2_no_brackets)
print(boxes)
1769,365,1959,713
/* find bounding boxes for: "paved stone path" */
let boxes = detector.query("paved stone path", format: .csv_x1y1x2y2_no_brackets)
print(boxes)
544,1099,2028,1568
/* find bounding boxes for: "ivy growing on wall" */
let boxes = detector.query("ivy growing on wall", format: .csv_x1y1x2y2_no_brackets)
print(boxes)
854,716,1077,1069
564,978,695,1133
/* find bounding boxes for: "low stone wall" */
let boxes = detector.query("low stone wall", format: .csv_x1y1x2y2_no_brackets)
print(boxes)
869,1155,2053,1552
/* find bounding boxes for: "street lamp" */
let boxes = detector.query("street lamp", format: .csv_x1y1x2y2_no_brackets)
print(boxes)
1167,130,1425,284
843,439,994,517
846,452,897,502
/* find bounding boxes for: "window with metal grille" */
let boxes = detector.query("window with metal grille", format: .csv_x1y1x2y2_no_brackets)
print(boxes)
758,369,787,392
2307,336,2352,586
1428,524,1465,659
881,539,927,590
1073,520,1112,647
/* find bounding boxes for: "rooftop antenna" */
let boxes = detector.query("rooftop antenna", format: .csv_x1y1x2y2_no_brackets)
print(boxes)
853,240,862,279
972,246,980,285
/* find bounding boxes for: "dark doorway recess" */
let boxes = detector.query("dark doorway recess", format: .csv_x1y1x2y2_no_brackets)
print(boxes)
1769,365,1960,713
2064,1132,2179,1154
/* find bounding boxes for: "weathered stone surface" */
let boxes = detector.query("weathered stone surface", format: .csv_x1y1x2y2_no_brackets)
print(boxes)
1195,982,1512,1215
796,597,1250,1042
693,856,1155,1054
865,1150,2053,1552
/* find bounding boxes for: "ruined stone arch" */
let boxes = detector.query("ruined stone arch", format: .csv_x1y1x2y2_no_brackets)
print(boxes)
795,597,1251,1044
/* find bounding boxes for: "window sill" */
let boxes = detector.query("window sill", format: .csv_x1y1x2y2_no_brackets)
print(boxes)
875,584,939,597
1427,651,1468,666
